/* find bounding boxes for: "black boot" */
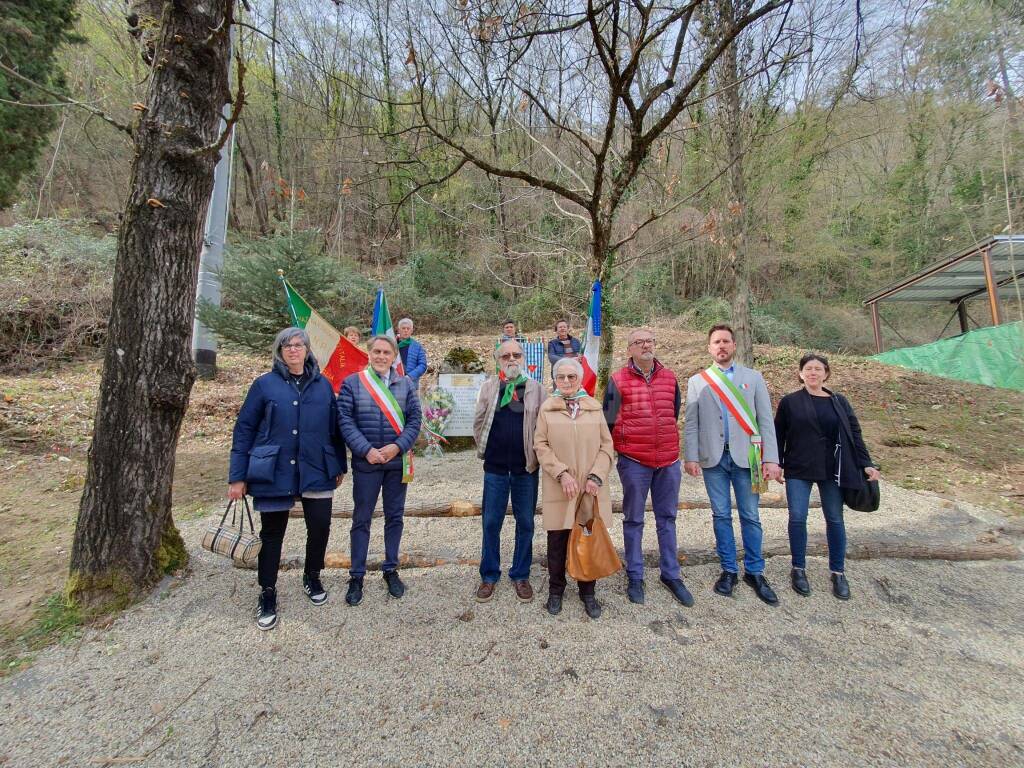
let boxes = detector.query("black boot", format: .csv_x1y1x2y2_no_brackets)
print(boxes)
256,587,278,631
545,593,563,616
714,571,738,597
791,568,811,597
580,594,602,619
831,572,851,601
742,573,780,605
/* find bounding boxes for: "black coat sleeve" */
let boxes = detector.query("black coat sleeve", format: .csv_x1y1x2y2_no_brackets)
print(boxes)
774,396,791,468
603,377,621,430
840,395,874,469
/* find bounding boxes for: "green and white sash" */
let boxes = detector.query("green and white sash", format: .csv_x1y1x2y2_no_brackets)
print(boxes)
359,366,413,483
699,366,768,494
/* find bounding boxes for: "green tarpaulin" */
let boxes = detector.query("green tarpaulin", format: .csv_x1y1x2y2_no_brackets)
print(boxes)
873,321,1024,391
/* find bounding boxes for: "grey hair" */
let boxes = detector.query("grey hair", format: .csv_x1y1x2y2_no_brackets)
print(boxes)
272,327,313,365
552,356,584,379
493,339,524,360
367,334,398,354
397,317,414,329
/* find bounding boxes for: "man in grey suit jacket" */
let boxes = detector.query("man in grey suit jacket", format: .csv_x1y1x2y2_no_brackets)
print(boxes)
684,324,782,605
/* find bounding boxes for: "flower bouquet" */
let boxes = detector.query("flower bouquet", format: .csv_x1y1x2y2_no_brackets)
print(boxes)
422,385,456,457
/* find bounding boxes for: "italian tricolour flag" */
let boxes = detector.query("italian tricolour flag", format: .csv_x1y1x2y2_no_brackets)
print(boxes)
580,280,601,396
281,277,367,393
371,286,405,376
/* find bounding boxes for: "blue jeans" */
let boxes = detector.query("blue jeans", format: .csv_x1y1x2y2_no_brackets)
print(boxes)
785,478,847,573
480,470,538,583
703,451,764,575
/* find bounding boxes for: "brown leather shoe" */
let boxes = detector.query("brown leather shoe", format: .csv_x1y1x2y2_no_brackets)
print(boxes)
513,580,534,602
475,582,495,602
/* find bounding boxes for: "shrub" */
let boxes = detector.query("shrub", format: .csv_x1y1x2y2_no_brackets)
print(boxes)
0,219,114,372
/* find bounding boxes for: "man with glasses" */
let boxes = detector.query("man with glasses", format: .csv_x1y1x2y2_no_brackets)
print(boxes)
471,339,544,603
603,328,693,608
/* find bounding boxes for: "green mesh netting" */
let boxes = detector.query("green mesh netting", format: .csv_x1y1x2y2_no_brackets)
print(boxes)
873,321,1024,391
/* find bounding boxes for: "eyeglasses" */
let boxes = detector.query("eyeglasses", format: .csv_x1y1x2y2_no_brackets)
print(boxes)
282,343,306,350
499,352,523,360
555,374,578,381
629,338,655,347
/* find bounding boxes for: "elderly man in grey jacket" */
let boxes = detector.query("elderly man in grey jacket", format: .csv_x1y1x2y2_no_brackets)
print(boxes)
684,324,781,605
472,339,544,603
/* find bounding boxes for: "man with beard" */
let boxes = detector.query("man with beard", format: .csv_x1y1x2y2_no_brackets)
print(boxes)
684,324,782,605
472,339,544,602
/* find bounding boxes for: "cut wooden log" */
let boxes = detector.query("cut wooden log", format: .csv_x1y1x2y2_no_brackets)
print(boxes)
289,497,813,519
292,534,1020,573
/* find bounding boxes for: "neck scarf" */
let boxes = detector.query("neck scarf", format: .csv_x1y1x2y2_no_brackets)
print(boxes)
499,373,528,408
398,337,412,349
555,389,586,419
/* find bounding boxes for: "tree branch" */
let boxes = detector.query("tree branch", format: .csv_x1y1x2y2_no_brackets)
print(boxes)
0,60,133,137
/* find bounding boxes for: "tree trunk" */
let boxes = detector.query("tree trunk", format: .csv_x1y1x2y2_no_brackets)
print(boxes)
69,0,234,610
593,227,615,396
718,1,755,365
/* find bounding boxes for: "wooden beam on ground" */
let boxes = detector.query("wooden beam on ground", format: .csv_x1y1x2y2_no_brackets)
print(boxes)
289,493,810,519
248,535,1020,573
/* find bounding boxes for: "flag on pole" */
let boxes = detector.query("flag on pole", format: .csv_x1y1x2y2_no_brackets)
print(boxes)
279,272,368,393
580,280,601,396
371,286,405,376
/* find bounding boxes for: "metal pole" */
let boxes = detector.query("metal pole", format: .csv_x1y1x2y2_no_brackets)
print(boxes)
956,301,969,333
192,59,235,379
980,246,1003,327
870,303,883,353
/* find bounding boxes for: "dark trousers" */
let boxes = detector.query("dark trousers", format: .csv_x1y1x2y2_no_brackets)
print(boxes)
546,530,595,597
257,496,333,589
350,468,407,578
618,456,682,581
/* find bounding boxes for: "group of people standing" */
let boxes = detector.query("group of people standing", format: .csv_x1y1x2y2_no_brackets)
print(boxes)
229,321,879,630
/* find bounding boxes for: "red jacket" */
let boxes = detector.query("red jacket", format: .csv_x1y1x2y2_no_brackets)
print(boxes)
602,360,681,468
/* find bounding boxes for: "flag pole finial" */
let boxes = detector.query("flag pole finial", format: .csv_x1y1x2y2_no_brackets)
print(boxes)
277,269,285,277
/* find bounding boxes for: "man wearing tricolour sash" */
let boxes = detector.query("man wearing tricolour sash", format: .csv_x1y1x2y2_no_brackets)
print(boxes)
684,324,782,605
338,334,422,607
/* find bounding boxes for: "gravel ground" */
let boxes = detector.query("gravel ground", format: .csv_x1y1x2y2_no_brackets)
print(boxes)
1,454,1022,767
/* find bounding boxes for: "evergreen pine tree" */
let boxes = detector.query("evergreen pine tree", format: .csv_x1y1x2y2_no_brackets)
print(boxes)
0,0,81,209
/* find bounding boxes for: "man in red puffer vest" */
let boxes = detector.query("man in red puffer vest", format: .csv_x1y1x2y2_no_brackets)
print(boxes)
603,328,693,608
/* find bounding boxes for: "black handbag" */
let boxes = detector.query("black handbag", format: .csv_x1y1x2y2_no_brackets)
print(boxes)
843,479,880,513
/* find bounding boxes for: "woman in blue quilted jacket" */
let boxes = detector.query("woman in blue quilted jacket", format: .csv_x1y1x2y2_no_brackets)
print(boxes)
228,327,348,630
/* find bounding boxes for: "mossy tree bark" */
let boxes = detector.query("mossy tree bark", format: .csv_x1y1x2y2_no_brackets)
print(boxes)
70,0,235,610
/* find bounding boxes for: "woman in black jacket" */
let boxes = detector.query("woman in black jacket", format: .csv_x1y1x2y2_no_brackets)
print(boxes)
774,354,880,600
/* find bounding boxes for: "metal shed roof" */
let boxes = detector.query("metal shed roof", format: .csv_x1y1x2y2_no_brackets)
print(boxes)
863,235,1024,305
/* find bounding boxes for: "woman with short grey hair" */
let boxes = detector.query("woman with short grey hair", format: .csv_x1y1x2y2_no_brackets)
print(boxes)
228,327,348,630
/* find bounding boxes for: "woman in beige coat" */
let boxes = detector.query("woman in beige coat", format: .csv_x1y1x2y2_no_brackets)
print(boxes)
534,357,614,619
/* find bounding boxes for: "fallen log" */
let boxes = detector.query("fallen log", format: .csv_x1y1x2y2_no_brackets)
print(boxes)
288,493,806,519
237,533,1020,571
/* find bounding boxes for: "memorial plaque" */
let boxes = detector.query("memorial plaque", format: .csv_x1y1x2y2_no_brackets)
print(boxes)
437,373,487,437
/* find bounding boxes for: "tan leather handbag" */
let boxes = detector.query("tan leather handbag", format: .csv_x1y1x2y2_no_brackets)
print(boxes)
567,492,621,581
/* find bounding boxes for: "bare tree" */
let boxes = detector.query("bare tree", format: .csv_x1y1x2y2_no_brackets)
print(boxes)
400,0,792,383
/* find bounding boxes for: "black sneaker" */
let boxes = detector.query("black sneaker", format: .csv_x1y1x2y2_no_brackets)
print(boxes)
303,572,328,606
660,576,695,608
256,587,278,631
626,578,645,605
580,594,602,619
345,576,364,606
383,570,406,598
